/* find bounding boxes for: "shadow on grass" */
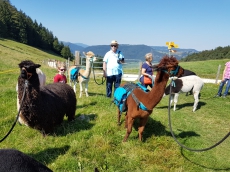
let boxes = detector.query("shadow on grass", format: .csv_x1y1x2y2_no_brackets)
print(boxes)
77,101,97,109
52,113,97,136
28,145,70,165
181,142,230,171
156,101,206,111
88,92,105,97
132,117,201,142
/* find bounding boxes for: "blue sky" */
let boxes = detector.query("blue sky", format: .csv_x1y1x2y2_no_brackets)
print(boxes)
10,0,230,51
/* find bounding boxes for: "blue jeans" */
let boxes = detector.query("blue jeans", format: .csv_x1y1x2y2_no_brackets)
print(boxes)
106,73,122,97
217,79,230,96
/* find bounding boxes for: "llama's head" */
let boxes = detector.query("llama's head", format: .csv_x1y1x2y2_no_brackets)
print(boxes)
18,60,41,80
155,56,184,77
83,51,97,64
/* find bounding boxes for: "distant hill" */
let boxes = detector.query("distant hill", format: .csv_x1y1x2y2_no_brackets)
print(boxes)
62,42,199,62
62,42,85,53
73,43,89,48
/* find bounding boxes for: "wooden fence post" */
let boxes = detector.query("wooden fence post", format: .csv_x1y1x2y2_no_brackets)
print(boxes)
75,51,80,65
215,64,221,84
137,61,143,81
66,58,69,79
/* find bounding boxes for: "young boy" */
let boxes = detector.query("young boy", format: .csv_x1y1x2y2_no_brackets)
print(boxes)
53,62,67,83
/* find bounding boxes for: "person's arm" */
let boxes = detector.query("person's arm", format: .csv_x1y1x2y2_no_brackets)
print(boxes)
118,53,125,63
141,68,151,77
103,62,107,77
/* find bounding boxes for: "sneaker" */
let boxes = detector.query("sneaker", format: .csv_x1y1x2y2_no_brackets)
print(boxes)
222,95,226,98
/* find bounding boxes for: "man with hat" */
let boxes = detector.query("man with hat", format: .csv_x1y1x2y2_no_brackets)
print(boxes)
103,40,125,97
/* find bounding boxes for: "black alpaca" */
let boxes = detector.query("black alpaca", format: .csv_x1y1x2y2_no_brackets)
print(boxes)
0,149,52,172
18,60,77,135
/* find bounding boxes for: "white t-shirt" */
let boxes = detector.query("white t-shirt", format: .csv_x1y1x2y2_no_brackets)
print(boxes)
103,50,124,76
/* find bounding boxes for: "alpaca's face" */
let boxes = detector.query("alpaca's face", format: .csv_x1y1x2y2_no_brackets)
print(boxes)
18,60,41,79
156,56,184,77
87,56,97,64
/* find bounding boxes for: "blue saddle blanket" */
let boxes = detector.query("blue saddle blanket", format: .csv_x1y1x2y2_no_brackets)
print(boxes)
113,82,149,112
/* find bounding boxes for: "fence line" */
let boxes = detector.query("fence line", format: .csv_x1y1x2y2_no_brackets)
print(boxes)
43,58,225,84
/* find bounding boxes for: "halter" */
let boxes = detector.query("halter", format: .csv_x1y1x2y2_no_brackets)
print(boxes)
162,65,180,77
170,65,180,76
22,67,32,80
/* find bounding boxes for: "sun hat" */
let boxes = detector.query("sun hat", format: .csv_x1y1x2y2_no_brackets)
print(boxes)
110,40,119,45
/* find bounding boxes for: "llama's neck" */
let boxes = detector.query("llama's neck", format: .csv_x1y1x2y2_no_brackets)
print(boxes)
147,71,169,109
82,59,92,77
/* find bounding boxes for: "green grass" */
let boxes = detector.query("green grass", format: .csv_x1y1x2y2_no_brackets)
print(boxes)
0,39,230,171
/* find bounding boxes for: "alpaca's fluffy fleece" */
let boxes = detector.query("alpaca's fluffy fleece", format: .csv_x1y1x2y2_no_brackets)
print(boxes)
0,149,52,172
165,75,204,112
16,68,46,125
18,60,76,134
181,69,196,77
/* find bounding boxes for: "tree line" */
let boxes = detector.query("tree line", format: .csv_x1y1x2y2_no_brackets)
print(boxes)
180,46,230,62
0,0,73,60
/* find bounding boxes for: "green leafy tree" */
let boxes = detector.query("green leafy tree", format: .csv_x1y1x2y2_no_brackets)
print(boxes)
61,46,73,60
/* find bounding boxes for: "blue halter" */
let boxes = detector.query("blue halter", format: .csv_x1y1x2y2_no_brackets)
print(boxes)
170,65,180,76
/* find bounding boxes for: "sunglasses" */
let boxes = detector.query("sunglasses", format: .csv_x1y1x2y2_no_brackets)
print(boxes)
111,45,117,47
60,69,65,71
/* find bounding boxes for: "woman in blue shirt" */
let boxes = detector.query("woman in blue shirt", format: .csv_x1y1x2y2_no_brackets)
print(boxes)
140,53,154,88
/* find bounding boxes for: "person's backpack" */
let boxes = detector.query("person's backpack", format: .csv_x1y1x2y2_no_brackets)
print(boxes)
70,67,80,82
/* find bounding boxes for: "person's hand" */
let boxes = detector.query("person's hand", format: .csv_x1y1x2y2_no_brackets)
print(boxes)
103,71,107,77
148,75,154,80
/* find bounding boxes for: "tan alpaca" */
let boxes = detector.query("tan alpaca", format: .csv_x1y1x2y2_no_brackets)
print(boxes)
68,51,96,98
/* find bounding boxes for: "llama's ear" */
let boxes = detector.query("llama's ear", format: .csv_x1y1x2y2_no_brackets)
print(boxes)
35,64,41,68
151,64,158,71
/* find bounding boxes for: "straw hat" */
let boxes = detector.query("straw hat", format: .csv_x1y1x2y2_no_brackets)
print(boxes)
110,40,119,45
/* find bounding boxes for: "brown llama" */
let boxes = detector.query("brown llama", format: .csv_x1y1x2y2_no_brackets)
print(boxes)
118,56,184,142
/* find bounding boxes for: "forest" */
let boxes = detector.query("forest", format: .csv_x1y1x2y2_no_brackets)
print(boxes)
181,46,230,61
0,0,73,60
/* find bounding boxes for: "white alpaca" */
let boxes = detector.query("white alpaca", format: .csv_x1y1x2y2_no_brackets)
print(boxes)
165,75,204,112
16,68,46,125
68,51,96,98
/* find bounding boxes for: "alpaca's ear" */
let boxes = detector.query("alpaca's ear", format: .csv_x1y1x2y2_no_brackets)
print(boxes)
35,64,41,68
151,64,158,71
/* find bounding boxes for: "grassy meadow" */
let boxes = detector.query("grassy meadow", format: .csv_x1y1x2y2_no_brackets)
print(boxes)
0,39,230,172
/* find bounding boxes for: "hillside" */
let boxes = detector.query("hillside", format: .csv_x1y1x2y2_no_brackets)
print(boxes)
0,39,66,83
181,46,230,61
63,42,198,62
